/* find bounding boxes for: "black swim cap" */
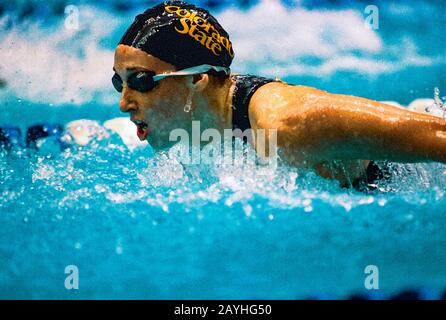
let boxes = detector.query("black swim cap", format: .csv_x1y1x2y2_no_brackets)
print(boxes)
119,1,234,72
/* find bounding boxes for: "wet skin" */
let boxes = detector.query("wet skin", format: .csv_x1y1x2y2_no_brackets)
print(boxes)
113,45,233,149
114,44,446,186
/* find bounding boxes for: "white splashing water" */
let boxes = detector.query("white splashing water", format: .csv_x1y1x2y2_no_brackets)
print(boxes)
425,87,446,118
218,0,435,77
0,6,122,105
0,0,439,106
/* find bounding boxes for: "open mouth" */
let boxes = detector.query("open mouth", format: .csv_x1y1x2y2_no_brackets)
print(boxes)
132,120,149,141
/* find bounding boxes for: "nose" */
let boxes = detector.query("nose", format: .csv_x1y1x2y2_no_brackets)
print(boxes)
119,88,138,113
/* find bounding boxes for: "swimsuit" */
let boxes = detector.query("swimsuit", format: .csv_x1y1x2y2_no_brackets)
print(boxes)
352,160,392,191
231,74,276,131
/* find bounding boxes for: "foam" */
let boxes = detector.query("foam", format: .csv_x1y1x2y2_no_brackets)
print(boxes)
0,6,121,106
103,117,148,151
0,0,441,106
407,99,435,114
62,119,110,146
218,0,436,77
61,117,148,151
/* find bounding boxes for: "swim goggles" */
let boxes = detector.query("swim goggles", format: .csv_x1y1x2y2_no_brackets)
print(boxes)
112,64,230,93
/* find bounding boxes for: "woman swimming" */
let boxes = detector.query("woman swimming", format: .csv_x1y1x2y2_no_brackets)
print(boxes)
112,1,446,188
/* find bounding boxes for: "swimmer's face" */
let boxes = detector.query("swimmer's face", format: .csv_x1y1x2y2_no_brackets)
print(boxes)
113,44,194,149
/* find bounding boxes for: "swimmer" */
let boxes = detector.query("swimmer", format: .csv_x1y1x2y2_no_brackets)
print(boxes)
112,1,446,188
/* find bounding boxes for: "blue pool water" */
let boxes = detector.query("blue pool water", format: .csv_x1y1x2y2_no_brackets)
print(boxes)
1,0,446,299
2,134,446,299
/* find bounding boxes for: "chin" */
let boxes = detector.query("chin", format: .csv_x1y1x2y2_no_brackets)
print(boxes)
147,134,177,150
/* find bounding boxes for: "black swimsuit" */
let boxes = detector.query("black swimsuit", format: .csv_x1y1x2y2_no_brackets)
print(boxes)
231,74,276,132
352,160,392,191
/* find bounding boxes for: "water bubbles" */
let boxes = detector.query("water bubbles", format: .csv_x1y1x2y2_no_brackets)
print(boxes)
425,87,446,118
138,152,185,188
283,171,298,192
303,198,313,212
94,184,108,193
243,204,253,217
115,238,124,255
358,197,374,205
32,163,56,182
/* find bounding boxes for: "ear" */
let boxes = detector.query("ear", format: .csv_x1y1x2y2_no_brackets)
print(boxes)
187,74,209,92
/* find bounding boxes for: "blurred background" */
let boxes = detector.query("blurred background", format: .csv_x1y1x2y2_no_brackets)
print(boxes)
0,0,445,126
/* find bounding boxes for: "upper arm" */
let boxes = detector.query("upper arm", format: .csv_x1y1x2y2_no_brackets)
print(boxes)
250,84,446,164
298,92,443,160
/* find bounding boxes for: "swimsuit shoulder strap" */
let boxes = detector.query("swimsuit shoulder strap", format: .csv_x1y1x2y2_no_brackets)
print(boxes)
231,74,276,131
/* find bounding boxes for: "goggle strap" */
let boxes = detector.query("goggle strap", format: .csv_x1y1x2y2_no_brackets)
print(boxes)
153,64,230,81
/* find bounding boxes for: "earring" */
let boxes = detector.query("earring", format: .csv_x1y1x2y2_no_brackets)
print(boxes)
184,89,195,113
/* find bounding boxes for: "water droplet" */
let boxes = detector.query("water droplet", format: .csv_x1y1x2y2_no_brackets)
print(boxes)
243,204,252,217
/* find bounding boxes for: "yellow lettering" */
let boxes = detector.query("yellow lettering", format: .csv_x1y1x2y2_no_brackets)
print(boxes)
211,42,222,56
194,16,206,27
220,37,230,50
193,30,208,46
205,36,214,49
202,21,212,33
164,5,180,14
211,31,220,43
177,9,190,18
175,18,190,34
187,11,197,23
166,5,233,58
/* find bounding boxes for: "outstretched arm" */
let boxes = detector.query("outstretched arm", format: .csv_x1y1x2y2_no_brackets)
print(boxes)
255,85,446,165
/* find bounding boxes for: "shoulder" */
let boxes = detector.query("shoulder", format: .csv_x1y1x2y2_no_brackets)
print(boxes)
250,81,329,107
248,81,327,129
